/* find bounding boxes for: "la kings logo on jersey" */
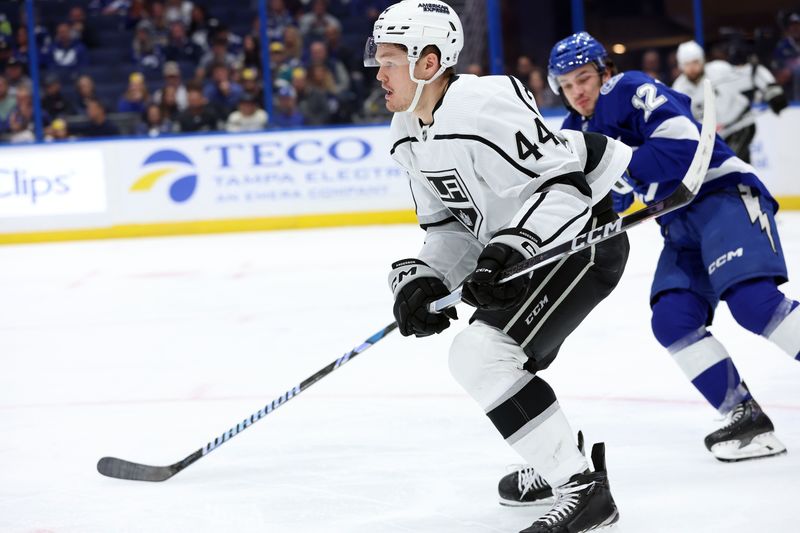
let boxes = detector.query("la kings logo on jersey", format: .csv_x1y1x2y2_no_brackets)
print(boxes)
423,168,483,236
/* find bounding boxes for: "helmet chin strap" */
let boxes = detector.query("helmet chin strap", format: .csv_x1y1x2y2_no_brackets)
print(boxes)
403,59,447,114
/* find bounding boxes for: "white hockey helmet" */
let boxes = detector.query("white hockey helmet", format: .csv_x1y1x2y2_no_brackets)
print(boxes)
364,0,463,112
676,40,705,68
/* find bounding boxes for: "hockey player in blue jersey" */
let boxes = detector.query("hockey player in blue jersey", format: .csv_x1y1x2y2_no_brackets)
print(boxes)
496,31,800,507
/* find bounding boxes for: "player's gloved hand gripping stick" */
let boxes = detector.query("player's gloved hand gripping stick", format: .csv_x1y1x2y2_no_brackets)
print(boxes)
97,80,715,483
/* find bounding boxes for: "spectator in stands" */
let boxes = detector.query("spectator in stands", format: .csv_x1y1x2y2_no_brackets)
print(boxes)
0,39,13,71
48,23,88,71
308,40,349,94
68,6,97,49
0,13,11,40
124,0,149,29
198,36,238,74
774,11,800,100
164,0,193,27
132,24,163,70
6,111,34,143
138,103,173,136
4,58,31,95
303,63,337,124
164,21,202,63
0,76,15,122
153,61,188,111
665,50,680,84
13,27,30,66
283,25,304,64
159,84,181,122
529,67,559,109
641,49,663,81
516,55,534,81
267,0,295,42
80,99,120,137
240,67,264,104
188,4,212,52
241,34,261,69
271,84,303,128
299,0,341,42
226,93,268,132
290,65,308,100
17,6,51,56
139,1,170,48
118,72,150,114
41,74,75,117
74,74,97,114
214,25,243,55
177,83,219,132
269,41,295,86
465,63,484,76
203,62,243,115
324,24,356,71
100,0,134,17
45,117,73,142
4,85,50,142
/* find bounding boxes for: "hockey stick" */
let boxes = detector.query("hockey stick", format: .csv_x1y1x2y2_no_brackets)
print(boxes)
97,323,398,481
430,78,716,312
97,80,715,483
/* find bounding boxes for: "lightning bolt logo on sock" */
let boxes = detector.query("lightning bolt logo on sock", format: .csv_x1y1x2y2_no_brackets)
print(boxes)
738,184,776,253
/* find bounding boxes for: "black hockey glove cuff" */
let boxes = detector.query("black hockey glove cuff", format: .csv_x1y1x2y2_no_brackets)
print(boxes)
389,259,457,337
461,228,538,311
765,85,788,114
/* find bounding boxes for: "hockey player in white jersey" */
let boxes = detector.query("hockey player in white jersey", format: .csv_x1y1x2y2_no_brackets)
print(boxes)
672,40,788,162
365,2,633,531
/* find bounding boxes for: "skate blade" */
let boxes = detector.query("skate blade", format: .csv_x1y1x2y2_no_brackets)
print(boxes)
710,432,788,462
499,495,554,507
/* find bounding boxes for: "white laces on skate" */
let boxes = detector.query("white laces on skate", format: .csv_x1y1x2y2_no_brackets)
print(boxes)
719,402,747,431
537,480,593,526
515,466,549,498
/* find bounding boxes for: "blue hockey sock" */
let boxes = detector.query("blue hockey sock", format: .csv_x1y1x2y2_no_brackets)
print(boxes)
668,328,750,413
651,290,710,348
725,278,800,359
762,299,800,360
724,278,788,335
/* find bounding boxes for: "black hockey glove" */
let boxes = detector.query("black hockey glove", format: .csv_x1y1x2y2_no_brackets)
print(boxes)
461,228,538,311
389,259,457,337
766,85,788,114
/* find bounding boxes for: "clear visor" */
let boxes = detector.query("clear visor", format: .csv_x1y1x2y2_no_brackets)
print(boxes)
363,37,410,68
363,36,379,67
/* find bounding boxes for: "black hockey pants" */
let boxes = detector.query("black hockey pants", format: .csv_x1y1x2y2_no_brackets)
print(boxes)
472,194,629,371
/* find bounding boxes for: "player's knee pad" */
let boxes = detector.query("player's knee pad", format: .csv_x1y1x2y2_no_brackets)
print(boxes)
723,278,788,335
448,320,530,409
651,290,710,348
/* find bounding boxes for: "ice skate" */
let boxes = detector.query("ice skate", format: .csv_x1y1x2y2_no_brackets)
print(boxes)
499,432,584,506
705,398,787,462
519,442,618,533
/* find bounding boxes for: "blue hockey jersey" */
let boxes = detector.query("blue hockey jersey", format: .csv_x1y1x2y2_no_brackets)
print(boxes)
561,70,776,223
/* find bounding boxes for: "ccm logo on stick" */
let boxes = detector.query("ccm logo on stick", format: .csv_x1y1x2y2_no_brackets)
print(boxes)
571,219,623,250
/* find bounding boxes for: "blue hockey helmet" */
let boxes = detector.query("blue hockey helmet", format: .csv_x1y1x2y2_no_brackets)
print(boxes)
547,32,608,94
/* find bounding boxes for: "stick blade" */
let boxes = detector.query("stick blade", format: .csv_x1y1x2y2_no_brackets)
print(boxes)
97,456,176,482
684,79,717,195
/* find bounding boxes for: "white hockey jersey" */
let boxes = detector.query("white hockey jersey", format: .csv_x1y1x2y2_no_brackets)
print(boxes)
389,74,632,288
672,60,783,136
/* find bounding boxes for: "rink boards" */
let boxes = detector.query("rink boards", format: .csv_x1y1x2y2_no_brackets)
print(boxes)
1,108,799,244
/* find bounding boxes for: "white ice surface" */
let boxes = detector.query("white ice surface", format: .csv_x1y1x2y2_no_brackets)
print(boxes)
1,215,799,533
